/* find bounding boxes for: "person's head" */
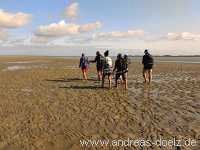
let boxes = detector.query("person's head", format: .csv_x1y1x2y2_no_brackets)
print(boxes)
96,51,100,56
117,53,122,59
104,50,109,57
124,54,128,59
82,53,85,57
144,49,149,54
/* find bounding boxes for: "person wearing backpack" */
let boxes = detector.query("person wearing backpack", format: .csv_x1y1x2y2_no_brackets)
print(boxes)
101,50,113,89
79,53,89,80
142,49,154,83
89,51,103,81
113,53,128,89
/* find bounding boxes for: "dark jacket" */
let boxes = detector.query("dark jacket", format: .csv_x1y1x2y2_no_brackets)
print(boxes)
79,56,89,68
142,54,154,65
90,54,103,68
114,58,128,73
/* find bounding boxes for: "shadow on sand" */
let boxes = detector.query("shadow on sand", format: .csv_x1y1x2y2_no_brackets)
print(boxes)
59,85,102,90
45,77,97,82
46,77,102,90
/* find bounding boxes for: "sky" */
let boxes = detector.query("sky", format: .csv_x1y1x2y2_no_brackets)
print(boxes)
0,0,200,56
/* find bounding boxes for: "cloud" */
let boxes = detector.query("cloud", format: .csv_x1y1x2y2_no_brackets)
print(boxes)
166,32,200,41
30,36,52,44
35,20,79,37
93,30,145,40
64,2,79,19
31,34,94,46
0,9,31,28
79,21,102,32
35,20,102,37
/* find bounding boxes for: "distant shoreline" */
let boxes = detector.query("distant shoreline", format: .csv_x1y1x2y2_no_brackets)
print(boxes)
0,55,199,64
0,55,199,57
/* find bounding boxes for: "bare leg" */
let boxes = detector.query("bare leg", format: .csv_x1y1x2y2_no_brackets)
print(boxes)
120,76,123,84
148,69,152,83
100,71,103,81
83,70,87,80
97,71,100,81
97,70,102,81
124,73,128,89
143,69,147,83
124,79,128,90
108,74,112,89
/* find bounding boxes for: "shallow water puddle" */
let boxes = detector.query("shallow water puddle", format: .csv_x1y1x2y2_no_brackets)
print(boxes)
2,65,48,71
4,60,49,64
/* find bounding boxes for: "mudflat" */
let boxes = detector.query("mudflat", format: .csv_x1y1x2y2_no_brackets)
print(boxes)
0,56,199,150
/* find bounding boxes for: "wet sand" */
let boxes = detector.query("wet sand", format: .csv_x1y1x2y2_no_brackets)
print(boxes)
0,56,199,150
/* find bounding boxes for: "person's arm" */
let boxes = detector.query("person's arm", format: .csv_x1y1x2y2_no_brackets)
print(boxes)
89,56,97,63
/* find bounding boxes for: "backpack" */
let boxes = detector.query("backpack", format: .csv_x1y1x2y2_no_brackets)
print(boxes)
103,57,112,74
146,54,153,64
105,57,112,67
143,54,154,65
81,56,88,68
96,55,104,68
122,58,128,72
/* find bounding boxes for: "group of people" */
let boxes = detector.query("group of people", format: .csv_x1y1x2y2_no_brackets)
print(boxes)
79,49,154,89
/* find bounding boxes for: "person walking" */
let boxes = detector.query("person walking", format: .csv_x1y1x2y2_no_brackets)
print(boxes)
101,50,113,89
90,51,104,81
113,54,128,89
142,49,154,83
79,53,89,80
